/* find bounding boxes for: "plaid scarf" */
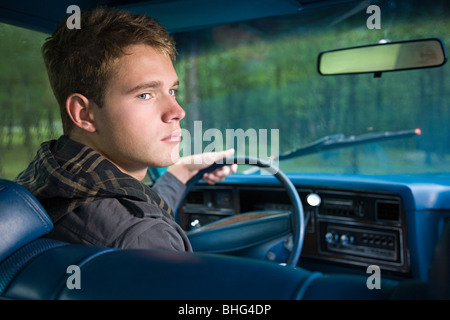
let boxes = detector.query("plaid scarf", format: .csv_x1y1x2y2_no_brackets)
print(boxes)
15,135,173,223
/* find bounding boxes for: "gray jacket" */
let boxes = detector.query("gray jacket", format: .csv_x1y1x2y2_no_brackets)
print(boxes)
47,172,192,251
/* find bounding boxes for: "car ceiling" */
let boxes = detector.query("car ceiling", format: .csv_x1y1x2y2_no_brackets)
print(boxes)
0,0,364,34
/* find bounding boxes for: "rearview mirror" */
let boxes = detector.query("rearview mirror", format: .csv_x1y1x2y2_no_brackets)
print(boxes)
318,38,447,77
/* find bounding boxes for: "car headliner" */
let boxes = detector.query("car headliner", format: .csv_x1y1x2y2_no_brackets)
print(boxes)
0,0,363,34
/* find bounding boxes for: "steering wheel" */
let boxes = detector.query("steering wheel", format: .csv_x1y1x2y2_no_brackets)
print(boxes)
177,156,305,267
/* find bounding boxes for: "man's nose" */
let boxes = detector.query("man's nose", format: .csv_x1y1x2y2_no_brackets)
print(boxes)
163,98,185,123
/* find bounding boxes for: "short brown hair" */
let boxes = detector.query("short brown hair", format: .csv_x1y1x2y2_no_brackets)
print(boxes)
42,7,177,134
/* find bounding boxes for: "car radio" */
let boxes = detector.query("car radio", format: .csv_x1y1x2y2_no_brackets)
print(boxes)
318,222,401,263
302,189,409,274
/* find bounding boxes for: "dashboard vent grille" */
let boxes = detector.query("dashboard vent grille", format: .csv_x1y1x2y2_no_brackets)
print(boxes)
376,200,400,222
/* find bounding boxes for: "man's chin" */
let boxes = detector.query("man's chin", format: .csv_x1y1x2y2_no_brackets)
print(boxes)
147,147,180,168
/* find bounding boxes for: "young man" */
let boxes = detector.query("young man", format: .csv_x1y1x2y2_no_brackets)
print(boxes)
15,7,236,251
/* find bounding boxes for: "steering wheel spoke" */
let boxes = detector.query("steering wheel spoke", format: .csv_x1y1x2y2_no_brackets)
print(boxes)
187,211,291,252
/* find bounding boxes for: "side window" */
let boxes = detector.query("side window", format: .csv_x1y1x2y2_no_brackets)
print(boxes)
0,23,62,180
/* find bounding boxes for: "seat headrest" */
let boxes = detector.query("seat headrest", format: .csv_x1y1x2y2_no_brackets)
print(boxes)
0,179,53,262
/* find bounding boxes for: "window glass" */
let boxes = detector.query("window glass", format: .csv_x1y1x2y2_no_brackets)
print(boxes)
1,0,449,179
0,24,61,180
172,0,449,175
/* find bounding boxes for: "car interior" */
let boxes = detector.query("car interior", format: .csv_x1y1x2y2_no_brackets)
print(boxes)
0,0,449,300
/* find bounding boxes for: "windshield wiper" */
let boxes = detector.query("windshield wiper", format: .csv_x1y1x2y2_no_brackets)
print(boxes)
278,128,421,161
243,128,421,174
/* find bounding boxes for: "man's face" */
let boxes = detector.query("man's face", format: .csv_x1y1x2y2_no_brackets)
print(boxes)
91,44,185,179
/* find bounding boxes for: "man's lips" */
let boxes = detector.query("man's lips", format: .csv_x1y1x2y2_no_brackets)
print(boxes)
162,130,182,142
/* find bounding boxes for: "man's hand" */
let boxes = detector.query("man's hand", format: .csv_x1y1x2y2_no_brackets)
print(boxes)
167,149,238,185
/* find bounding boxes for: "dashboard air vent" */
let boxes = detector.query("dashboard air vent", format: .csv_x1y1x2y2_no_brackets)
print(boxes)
186,191,204,205
376,200,400,222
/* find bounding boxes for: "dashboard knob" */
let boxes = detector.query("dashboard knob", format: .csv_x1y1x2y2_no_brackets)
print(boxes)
325,232,338,244
340,234,354,245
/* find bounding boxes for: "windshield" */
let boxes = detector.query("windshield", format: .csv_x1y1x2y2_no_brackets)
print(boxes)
171,0,449,175
0,0,448,179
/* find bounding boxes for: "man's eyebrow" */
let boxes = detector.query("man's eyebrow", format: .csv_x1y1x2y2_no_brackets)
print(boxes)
125,80,179,95
125,81,161,95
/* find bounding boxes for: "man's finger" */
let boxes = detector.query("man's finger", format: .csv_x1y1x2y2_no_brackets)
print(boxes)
202,148,235,165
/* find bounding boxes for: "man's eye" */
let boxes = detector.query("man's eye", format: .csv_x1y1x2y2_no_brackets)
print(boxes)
169,89,177,97
137,93,152,100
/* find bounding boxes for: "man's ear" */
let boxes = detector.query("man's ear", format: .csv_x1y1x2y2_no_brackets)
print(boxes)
66,93,97,133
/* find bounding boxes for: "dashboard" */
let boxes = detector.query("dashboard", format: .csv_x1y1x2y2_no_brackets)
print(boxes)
180,173,450,280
